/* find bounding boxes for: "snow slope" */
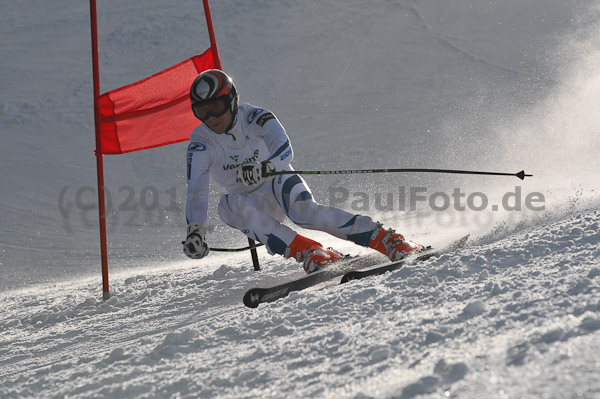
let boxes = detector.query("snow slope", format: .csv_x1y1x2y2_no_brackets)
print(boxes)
1,0,599,398
2,208,599,398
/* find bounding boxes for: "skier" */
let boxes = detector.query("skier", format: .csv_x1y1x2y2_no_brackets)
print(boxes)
183,69,424,273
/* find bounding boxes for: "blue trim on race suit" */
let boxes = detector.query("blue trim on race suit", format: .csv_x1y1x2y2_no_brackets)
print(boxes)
224,194,235,213
289,191,314,226
271,177,277,202
339,215,358,229
266,233,287,255
280,174,303,215
295,191,313,203
271,174,313,224
346,230,375,247
268,140,290,161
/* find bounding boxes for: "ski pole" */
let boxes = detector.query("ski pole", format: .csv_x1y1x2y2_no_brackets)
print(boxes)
210,243,265,252
247,238,261,271
266,168,532,180
212,241,263,271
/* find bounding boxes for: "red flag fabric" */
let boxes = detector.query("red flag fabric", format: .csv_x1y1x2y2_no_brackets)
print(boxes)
96,48,215,154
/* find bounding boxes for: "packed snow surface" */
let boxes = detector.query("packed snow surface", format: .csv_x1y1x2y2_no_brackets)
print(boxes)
1,0,599,398
2,209,600,398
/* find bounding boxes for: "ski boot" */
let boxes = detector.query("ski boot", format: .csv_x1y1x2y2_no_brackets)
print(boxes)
369,223,425,261
285,234,344,273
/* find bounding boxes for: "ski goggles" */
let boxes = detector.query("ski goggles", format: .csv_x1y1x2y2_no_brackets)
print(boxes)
192,97,230,121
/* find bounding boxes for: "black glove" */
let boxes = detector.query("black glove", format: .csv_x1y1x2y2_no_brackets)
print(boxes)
236,161,275,186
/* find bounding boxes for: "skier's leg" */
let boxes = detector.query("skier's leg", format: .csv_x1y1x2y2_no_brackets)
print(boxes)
217,192,294,255
271,174,377,244
272,174,424,260
218,190,343,272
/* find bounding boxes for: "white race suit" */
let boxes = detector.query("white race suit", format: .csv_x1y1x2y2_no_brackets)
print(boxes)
185,103,378,255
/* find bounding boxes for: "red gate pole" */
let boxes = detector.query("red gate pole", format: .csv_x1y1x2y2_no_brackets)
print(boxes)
89,0,110,300
202,0,222,70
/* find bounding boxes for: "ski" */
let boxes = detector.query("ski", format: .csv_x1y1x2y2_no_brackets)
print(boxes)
243,235,469,308
243,255,381,308
340,234,470,283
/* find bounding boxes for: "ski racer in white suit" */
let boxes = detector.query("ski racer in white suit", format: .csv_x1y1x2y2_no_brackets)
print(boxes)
183,70,424,273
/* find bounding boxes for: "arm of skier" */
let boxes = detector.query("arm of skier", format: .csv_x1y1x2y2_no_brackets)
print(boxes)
183,142,211,259
236,109,293,186
257,110,293,172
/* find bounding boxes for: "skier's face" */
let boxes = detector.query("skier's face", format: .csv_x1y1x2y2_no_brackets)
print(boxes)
192,96,233,134
204,109,233,134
